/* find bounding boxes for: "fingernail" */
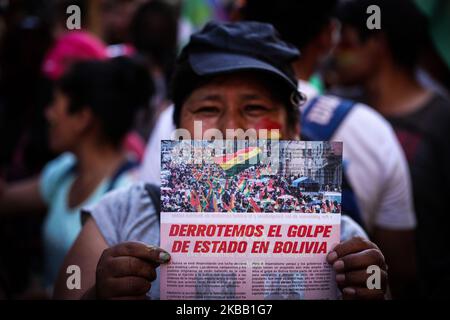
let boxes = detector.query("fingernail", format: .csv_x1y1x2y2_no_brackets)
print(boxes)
333,260,344,271
343,287,356,295
159,251,171,263
336,274,345,282
327,251,338,263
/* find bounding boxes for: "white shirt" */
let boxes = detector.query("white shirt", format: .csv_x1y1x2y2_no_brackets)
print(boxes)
140,81,416,232
140,105,174,184
299,80,416,232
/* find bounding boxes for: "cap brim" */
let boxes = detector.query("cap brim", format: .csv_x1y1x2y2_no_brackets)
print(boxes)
189,52,298,93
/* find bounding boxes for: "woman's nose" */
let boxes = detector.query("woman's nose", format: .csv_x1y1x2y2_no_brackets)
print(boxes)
218,113,246,134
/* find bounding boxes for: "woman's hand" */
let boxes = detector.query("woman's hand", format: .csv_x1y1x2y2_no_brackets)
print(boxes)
327,237,388,300
95,242,170,300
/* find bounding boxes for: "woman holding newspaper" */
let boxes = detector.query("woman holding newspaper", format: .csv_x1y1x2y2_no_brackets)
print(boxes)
54,22,387,300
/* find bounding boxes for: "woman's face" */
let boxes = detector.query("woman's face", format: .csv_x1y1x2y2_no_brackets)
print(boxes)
45,90,90,153
179,73,299,140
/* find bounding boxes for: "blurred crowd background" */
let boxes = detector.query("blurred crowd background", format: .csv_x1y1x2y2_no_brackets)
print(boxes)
0,0,449,299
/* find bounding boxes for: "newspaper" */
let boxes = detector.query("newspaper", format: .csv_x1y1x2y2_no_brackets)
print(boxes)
160,140,342,300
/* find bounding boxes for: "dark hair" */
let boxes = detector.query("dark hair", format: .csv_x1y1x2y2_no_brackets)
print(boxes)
171,57,299,129
242,0,338,50
336,0,428,71
57,57,153,146
130,0,178,70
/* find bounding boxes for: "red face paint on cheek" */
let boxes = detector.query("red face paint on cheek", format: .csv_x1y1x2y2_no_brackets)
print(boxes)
254,118,282,130
254,118,283,139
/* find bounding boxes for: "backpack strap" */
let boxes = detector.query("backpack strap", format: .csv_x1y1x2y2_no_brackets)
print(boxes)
301,96,355,141
62,158,139,193
341,169,365,230
144,183,161,221
105,159,140,192
301,96,366,230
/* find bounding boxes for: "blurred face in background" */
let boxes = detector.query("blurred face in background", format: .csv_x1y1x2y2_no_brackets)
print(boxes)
331,25,381,86
179,72,299,140
100,0,143,44
45,90,93,153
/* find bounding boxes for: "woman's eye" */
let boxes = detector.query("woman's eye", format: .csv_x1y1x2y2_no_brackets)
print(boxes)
193,106,220,115
245,104,269,114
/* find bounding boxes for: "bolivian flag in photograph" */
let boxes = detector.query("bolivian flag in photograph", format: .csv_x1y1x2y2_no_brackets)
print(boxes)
214,147,262,176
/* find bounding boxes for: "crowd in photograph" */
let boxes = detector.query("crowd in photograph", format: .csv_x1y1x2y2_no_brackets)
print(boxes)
161,160,341,214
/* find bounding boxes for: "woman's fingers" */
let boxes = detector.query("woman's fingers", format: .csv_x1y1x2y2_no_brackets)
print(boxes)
108,256,157,281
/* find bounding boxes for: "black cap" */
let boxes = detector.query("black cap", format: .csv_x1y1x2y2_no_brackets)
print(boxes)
180,21,303,104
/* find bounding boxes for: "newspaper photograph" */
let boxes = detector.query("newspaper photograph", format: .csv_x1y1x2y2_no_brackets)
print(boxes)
160,140,342,300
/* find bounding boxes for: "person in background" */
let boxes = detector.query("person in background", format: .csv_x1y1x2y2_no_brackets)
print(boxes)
0,57,152,295
0,0,61,298
330,0,450,298
414,0,450,95
42,30,147,162
99,0,145,45
241,0,417,300
129,0,179,139
0,0,55,180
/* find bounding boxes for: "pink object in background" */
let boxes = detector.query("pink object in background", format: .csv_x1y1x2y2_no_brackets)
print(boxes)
123,131,146,163
42,31,107,81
